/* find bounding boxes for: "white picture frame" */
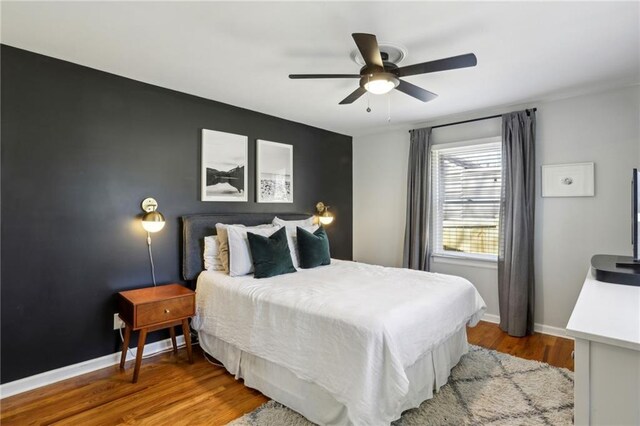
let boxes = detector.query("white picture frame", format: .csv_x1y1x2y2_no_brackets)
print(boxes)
201,129,248,202
256,139,293,203
541,162,594,197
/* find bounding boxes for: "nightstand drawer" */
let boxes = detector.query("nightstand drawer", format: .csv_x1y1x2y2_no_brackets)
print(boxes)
135,295,194,328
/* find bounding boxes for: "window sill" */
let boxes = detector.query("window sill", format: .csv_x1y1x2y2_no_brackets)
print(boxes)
431,254,498,270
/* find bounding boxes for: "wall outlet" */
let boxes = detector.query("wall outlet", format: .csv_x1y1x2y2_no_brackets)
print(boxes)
113,313,125,330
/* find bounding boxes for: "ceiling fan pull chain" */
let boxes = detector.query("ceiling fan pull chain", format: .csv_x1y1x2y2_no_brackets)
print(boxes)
387,95,392,123
366,75,372,113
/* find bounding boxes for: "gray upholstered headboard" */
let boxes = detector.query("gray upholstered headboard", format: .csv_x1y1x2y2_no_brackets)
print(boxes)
182,213,311,281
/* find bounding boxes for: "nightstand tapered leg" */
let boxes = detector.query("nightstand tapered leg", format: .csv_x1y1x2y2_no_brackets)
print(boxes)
181,319,193,364
132,328,147,383
119,324,131,370
169,326,178,353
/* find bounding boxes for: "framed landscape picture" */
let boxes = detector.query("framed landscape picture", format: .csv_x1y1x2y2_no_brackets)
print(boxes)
201,129,248,202
257,140,293,203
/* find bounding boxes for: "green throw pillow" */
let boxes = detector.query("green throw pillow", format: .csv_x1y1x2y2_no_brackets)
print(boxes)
297,226,331,269
247,227,296,279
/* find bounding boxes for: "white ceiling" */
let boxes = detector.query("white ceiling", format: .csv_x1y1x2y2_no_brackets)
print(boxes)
2,2,639,136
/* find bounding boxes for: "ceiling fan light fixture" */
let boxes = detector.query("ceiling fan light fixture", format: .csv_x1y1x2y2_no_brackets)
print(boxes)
289,33,476,104
362,73,399,95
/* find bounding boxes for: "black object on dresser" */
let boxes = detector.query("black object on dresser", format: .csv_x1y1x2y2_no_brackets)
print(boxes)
591,254,640,287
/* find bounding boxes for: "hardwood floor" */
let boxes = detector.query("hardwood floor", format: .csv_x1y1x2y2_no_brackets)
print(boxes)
0,349,268,426
467,321,574,370
1,321,573,425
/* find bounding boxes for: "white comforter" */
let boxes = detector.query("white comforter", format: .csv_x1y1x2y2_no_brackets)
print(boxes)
193,260,486,425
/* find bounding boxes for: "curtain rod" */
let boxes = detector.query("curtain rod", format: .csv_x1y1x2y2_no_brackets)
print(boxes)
411,108,537,131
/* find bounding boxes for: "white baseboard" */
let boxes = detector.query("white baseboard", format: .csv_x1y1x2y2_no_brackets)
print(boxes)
481,313,571,339
0,335,186,399
481,313,501,324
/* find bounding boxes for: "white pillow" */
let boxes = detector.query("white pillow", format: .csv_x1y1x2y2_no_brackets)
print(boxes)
286,224,319,269
272,216,315,230
272,217,316,267
227,225,283,277
203,236,224,271
216,223,274,273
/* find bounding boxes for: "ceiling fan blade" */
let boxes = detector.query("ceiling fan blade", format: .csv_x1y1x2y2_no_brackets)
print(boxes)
395,53,477,77
339,87,367,105
289,74,360,79
352,33,384,70
396,80,438,102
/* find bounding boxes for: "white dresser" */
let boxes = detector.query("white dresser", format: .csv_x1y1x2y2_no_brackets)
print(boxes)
566,270,640,425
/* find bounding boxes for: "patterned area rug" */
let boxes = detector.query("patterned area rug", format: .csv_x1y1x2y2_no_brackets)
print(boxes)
228,345,573,425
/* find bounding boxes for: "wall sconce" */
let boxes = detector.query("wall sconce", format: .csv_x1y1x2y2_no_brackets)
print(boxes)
316,202,334,226
141,197,165,286
141,198,165,233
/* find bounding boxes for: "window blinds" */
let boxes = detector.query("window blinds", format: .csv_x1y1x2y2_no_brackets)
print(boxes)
432,141,502,257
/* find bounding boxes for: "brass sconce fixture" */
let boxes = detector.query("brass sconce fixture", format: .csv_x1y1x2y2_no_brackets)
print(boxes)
316,202,334,225
140,197,165,286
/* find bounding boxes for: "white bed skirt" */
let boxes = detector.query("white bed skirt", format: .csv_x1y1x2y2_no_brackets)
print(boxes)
199,327,469,426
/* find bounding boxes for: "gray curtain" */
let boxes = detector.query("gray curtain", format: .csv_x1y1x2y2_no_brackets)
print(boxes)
498,110,536,337
403,127,432,271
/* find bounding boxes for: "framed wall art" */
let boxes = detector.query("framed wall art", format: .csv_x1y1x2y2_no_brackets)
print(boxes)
256,139,293,203
541,162,594,197
201,129,248,202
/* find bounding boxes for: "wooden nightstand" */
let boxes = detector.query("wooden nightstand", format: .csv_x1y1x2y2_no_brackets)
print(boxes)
117,284,195,383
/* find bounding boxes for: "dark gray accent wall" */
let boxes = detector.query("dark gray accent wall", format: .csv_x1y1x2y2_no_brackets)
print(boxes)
0,45,353,383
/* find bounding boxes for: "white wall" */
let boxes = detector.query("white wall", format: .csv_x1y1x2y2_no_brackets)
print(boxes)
534,86,639,327
353,85,640,329
353,129,410,268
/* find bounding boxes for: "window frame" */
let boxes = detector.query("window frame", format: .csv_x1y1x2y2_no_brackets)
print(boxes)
430,136,502,264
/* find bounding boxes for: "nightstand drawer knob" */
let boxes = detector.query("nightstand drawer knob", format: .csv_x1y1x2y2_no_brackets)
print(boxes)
164,309,170,314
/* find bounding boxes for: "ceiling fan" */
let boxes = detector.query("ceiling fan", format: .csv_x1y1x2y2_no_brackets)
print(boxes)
289,33,477,105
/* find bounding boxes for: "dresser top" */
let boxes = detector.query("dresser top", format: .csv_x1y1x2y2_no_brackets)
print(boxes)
119,283,194,305
566,269,640,351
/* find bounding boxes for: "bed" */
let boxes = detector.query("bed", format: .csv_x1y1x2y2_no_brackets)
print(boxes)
182,213,487,426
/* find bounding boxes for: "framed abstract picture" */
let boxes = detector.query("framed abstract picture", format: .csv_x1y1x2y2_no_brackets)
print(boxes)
256,140,293,203
201,129,248,202
541,162,594,197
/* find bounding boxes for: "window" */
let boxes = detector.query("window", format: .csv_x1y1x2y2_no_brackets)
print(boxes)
431,138,502,261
